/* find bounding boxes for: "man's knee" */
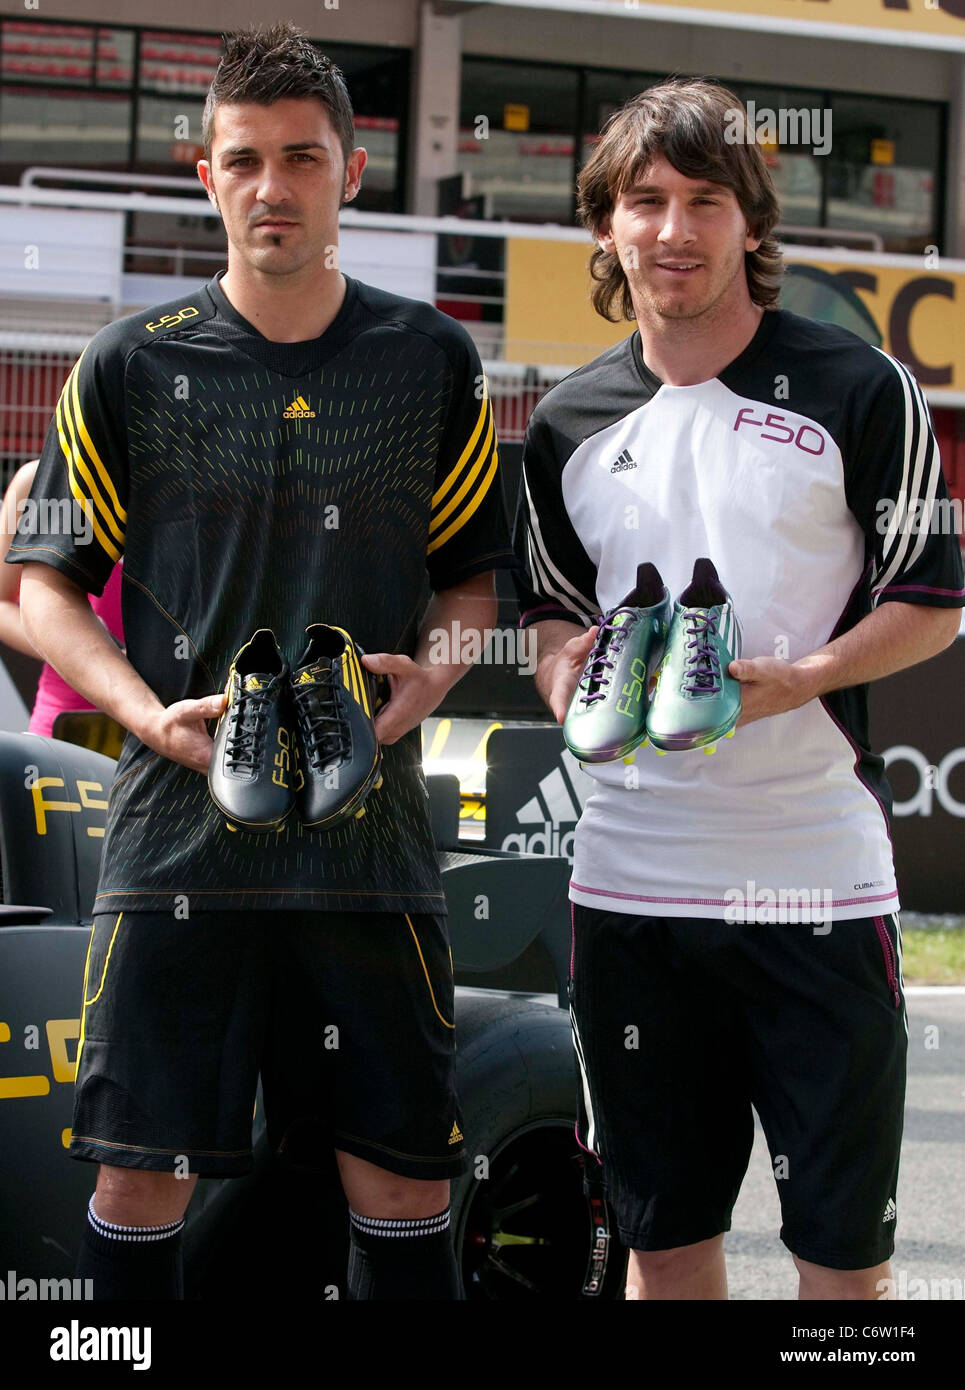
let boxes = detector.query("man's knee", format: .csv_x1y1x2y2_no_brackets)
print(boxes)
631,1234,725,1276
794,1254,891,1300
336,1150,449,1218
93,1164,197,1226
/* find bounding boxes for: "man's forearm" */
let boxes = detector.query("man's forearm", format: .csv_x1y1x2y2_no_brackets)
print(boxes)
734,599,961,726
413,576,498,696
794,601,960,699
19,565,163,741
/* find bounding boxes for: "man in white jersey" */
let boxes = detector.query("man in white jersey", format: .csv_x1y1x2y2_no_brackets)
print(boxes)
514,79,964,1300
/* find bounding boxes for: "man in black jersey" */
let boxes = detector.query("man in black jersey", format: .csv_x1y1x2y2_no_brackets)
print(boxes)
8,23,516,1301
515,79,964,1300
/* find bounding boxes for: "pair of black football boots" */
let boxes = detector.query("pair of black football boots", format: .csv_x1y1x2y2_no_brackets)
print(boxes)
208,625,383,834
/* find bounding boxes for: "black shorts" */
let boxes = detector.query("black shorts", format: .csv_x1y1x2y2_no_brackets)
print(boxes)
570,904,907,1271
70,909,468,1180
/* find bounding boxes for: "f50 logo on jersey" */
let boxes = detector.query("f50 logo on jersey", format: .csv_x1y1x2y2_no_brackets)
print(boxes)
733,408,826,455
144,305,200,333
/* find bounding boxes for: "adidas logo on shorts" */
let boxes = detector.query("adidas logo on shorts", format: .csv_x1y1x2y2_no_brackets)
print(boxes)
882,1197,897,1223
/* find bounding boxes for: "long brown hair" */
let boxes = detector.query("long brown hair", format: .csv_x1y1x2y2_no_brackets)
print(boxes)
577,78,784,321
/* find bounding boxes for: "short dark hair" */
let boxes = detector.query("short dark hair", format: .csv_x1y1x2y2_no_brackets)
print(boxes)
202,22,355,169
577,78,784,320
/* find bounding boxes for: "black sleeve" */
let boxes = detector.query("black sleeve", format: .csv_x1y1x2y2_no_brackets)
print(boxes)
844,352,965,609
426,328,517,591
6,334,128,596
513,410,600,628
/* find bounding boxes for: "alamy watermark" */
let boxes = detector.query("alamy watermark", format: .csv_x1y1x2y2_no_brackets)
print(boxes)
2,1269,93,1300
876,495,963,537
7,496,94,545
724,100,832,157
877,1270,964,1300
724,880,832,928
427,622,536,676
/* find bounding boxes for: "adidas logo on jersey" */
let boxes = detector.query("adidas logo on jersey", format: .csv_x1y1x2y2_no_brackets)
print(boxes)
882,1198,897,1223
448,1121,464,1145
610,449,636,473
283,395,316,419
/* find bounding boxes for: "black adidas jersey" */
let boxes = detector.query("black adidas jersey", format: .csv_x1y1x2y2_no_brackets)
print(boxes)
514,309,965,919
9,272,515,914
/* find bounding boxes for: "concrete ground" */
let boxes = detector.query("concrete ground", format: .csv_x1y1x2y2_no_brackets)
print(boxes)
726,989,965,1300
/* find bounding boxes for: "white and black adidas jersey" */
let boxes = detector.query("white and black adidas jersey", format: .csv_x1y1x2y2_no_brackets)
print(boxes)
514,309,965,921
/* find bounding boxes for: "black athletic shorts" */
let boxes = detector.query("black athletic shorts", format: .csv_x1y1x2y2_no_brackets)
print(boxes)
70,909,469,1180
569,904,907,1271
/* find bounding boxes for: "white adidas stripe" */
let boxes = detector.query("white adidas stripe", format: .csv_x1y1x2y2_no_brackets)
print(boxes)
522,465,598,621
569,1006,597,1154
873,350,941,598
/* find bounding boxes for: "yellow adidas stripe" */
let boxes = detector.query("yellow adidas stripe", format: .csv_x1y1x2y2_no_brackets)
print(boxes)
352,648,370,715
429,403,495,537
56,356,126,559
66,354,126,529
427,446,499,554
76,912,122,1068
331,629,371,714
431,383,490,511
57,395,123,563
406,914,455,1029
69,358,126,521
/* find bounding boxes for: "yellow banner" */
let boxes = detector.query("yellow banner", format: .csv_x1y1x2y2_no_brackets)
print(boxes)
593,0,965,44
504,239,965,395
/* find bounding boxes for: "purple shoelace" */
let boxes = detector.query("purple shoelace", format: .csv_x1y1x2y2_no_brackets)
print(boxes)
682,610,722,695
578,608,637,705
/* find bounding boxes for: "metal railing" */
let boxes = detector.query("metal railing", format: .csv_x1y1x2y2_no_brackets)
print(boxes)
0,170,945,470
0,348,77,480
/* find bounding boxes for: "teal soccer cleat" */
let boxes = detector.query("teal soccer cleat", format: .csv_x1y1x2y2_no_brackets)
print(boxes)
563,562,672,763
646,558,742,753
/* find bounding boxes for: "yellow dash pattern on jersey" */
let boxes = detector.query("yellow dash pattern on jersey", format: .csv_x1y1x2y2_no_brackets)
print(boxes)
427,376,498,555
56,349,126,563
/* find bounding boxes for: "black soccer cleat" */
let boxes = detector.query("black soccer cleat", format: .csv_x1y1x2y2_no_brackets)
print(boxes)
208,629,294,832
291,624,382,830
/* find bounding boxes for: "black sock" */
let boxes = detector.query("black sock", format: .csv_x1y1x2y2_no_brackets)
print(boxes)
76,1196,185,1300
346,1207,463,1301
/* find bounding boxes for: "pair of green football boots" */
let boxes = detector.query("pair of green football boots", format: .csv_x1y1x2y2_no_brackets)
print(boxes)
563,558,742,762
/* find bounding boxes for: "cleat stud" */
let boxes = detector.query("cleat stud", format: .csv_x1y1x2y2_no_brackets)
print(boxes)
726,728,736,738
622,753,635,765
655,748,667,757
374,777,383,790
226,822,237,832
640,736,649,748
355,806,366,819
704,744,717,755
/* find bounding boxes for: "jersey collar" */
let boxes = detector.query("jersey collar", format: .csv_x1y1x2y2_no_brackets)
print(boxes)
207,269,359,346
630,307,784,391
